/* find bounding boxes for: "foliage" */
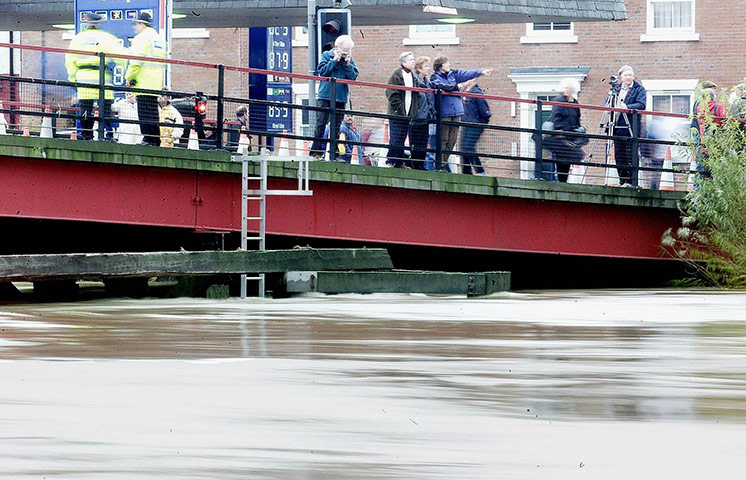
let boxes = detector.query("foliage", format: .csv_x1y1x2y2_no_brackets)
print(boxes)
662,85,746,287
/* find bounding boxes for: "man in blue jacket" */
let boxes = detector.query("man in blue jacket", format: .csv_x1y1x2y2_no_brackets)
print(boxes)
430,56,491,170
310,35,359,158
612,65,646,187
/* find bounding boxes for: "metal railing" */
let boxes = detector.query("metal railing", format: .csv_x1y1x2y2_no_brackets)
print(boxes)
0,41,704,191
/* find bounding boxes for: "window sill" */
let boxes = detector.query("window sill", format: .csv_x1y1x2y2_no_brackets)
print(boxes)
292,39,308,47
403,37,460,46
172,28,210,39
640,32,699,42
520,35,578,44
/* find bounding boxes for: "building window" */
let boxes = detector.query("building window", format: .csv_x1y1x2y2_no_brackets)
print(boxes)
403,25,459,46
292,26,308,47
641,1,699,42
642,79,697,164
521,22,578,44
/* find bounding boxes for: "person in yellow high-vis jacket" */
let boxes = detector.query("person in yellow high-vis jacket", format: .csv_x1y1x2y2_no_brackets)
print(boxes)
65,12,126,140
125,11,168,146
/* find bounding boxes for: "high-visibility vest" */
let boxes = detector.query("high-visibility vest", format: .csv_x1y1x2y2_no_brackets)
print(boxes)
65,28,127,100
125,27,167,94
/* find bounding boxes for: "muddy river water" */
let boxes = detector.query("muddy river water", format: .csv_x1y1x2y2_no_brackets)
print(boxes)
1,290,745,478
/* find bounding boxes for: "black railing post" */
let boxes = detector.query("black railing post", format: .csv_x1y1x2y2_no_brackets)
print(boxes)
435,88,443,170
98,52,106,141
631,110,640,187
534,99,543,179
216,64,225,149
329,78,338,162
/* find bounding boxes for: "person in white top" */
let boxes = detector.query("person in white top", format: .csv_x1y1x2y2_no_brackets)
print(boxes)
111,92,142,145
385,52,421,168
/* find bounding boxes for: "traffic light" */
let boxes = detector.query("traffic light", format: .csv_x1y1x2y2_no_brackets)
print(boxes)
317,8,351,63
194,92,207,117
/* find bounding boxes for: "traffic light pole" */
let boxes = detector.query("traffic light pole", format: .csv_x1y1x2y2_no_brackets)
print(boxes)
307,0,317,128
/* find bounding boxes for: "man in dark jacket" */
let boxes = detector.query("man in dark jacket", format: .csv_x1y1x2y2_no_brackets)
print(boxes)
310,35,359,158
385,52,420,168
613,65,646,187
460,81,491,175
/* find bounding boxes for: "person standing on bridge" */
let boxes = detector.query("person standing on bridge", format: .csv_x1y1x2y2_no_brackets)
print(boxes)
385,52,421,169
430,56,491,171
64,12,127,141
125,12,168,146
309,35,359,159
547,78,584,183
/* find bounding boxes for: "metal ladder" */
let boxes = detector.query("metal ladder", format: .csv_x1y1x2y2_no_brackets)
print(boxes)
239,149,313,298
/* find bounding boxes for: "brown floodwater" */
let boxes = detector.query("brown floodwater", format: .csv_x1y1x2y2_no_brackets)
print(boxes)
1,290,745,478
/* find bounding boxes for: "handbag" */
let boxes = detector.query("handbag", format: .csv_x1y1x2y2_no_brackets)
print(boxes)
531,120,554,142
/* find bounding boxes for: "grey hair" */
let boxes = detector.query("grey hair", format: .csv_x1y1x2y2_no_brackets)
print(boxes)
335,35,354,49
702,88,717,101
399,51,414,65
618,65,634,76
559,78,581,99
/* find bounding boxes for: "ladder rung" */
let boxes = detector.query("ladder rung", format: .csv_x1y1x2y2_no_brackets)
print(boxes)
243,216,263,220
243,236,263,240
244,177,262,181
243,195,262,200
243,276,263,281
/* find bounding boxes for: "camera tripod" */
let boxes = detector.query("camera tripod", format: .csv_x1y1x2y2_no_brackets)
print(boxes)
584,86,634,183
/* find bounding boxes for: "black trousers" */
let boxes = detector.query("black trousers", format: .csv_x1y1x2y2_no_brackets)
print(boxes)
409,123,429,170
614,135,637,186
78,99,112,140
460,125,486,175
137,95,160,145
310,99,345,156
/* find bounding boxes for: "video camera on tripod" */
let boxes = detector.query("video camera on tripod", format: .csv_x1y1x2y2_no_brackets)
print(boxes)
608,75,622,96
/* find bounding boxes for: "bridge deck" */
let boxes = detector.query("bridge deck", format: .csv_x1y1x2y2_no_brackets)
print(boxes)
0,135,684,260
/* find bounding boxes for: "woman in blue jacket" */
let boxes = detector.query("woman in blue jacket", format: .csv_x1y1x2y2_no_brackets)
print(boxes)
430,56,491,169
460,81,491,175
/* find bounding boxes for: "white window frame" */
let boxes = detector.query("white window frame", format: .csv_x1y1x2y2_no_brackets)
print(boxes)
642,79,697,113
403,24,459,46
641,0,699,42
292,26,308,47
292,83,311,138
642,79,697,164
172,28,210,39
521,22,578,44
508,71,588,179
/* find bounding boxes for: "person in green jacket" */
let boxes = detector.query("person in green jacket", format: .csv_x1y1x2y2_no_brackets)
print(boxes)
65,12,127,140
125,12,168,146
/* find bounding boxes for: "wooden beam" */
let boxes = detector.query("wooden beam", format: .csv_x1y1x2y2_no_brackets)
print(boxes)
285,270,511,296
0,248,393,282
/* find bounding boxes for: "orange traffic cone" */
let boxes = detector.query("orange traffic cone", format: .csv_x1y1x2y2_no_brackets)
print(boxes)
40,107,53,139
659,146,675,191
351,142,359,164
278,129,290,156
70,129,78,140
0,101,7,136
187,129,199,150
567,163,587,184
22,124,30,137
686,154,697,192
237,132,250,154
604,144,620,187
302,140,310,156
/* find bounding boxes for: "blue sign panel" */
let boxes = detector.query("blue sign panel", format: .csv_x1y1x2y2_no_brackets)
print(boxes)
249,26,293,134
267,85,293,132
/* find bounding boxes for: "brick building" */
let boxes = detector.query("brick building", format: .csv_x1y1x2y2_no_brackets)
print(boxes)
8,0,744,177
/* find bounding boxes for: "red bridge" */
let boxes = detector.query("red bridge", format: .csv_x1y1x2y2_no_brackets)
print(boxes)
0,135,685,288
